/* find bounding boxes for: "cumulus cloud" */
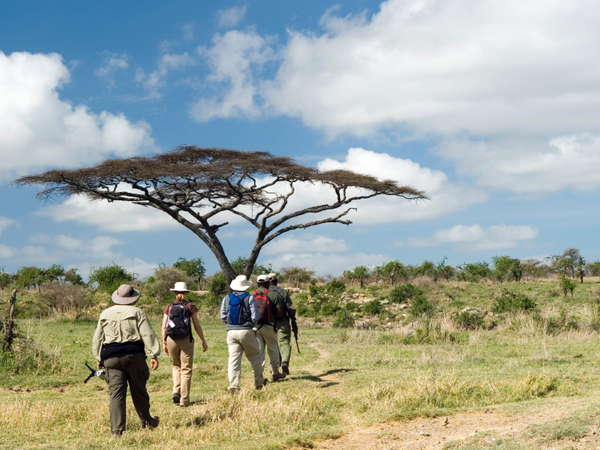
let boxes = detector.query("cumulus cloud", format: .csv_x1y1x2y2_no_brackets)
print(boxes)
94,52,128,87
192,29,276,121
138,52,196,99
439,134,600,193
262,234,350,255
0,51,157,182
401,224,539,251
265,251,388,277
25,233,157,279
0,217,17,237
217,6,247,28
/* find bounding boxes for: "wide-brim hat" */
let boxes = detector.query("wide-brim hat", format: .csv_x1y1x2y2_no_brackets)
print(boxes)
230,275,252,291
112,284,141,305
170,281,191,293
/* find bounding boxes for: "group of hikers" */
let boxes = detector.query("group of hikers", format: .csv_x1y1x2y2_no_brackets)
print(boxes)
92,272,297,436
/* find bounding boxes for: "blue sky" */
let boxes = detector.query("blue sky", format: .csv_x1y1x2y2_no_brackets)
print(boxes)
2,0,600,279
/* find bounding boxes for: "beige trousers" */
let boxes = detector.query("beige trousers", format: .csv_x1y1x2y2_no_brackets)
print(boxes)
256,324,281,374
166,336,194,405
226,329,265,389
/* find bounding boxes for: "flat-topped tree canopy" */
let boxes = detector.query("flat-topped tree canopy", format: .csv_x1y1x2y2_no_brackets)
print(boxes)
15,146,427,282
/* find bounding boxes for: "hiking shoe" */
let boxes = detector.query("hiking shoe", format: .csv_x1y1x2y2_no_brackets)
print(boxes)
281,363,289,375
228,387,240,394
142,416,159,429
256,379,268,390
112,430,123,438
272,372,286,381
172,393,181,404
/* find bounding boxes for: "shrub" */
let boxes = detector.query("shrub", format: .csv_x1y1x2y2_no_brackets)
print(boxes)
88,264,134,293
345,301,360,312
207,272,228,306
325,279,346,296
333,311,355,328
409,295,435,318
143,266,195,303
492,290,537,314
560,275,576,298
390,283,423,304
363,300,383,316
38,282,93,317
453,308,485,330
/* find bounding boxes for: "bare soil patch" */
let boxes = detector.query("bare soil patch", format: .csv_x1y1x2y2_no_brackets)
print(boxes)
310,409,600,450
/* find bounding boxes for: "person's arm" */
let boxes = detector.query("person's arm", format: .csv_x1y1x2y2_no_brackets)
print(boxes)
161,314,169,356
191,311,208,351
220,296,229,323
92,319,104,367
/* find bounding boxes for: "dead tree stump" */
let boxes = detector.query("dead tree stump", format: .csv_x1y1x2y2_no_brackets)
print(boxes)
3,289,17,351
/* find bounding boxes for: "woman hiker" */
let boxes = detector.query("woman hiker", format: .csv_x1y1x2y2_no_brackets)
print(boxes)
161,282,208,406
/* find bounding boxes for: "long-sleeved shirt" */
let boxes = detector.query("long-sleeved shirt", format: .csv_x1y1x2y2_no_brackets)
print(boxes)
92,304,161,361
220,290,258,330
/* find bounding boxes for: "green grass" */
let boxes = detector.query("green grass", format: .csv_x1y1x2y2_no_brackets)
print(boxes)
3,279,600,449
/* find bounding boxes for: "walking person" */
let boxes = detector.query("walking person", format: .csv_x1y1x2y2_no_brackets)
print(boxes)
162,281,208,407
220,275,266,391
92,284,160,436
253,274,286,381
268,272,296,375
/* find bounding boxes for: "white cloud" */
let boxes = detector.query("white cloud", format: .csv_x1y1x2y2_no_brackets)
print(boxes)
262,234,350,255
192,29,275,121
139,52,196,99
36,195,180,232
0,245,14,259
94,52,128,87
264,252,388,277
0,51,157,182
401,224,539,251
216,6,247,28
0,217,17,237
439,134,600,193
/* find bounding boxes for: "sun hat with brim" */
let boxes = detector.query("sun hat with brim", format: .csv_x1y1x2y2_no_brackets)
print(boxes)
230,275,252,291
267,272,278,281
112,284,141,305
257,274,269,283
170,282,191,293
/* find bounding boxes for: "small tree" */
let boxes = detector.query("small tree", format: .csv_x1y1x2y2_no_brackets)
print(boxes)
0,269,15,291
492,256,522,282
343,266,371,289
89,264,134,293
457,262,493,282
280,267,314,287
173,257,206,283
375,260,410,286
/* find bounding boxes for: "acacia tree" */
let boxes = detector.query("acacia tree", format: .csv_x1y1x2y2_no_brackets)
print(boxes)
16,146,426,282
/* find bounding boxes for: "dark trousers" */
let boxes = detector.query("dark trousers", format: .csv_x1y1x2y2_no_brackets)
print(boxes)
104,353,153,433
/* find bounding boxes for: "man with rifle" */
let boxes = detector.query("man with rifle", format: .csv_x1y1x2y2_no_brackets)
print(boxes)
268,272,299,375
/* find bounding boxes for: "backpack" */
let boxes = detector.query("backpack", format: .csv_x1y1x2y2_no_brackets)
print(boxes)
165,301,192,340
227,292,250,325
252,289,272,325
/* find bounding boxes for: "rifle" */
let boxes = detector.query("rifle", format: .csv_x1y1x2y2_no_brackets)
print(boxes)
84,362,107,383
289,307,300,353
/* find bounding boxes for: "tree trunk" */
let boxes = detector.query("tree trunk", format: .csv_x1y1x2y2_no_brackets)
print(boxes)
3,289,17,351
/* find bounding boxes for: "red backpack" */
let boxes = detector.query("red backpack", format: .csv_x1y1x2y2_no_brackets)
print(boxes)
252,289,272,325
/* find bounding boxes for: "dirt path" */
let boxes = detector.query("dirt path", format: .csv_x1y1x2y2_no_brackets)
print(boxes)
300,342,600,449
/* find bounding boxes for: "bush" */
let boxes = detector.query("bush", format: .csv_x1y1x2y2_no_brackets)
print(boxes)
88,264,134,293
492,290,537,314
363,300,383,316
38,282,93,317
333,311,355,328
409,295,436,318
207,272,228,307
390,283,423,304
143,266,195,303
345,301,360,312
325,279,346,296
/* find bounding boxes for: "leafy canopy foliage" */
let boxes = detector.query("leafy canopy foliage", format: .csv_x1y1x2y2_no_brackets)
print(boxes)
88,264,134,293
15,146,426,281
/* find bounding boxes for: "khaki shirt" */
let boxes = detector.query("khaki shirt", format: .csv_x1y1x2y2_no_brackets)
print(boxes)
92,304,160,361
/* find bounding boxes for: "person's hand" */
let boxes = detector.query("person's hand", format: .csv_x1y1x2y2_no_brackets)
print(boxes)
202,340,208,352
151,358,159,370
163,342,169,356
97,360,104,369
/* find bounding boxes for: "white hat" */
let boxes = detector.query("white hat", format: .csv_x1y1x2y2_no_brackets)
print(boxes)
111,284,141,305
170,282,190,293
257,274,269,283
267,272,278,281
230,275,252,291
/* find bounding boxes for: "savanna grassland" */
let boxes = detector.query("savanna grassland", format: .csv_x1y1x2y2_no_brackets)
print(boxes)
3,278,600,449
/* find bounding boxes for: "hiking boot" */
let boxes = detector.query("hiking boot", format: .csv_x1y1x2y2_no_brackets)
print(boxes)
172,393,181,404
142,416,159,429
112,430,123,438
256,379,268,390
281,363,289,375
228,387,240,394
272,372,286,381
